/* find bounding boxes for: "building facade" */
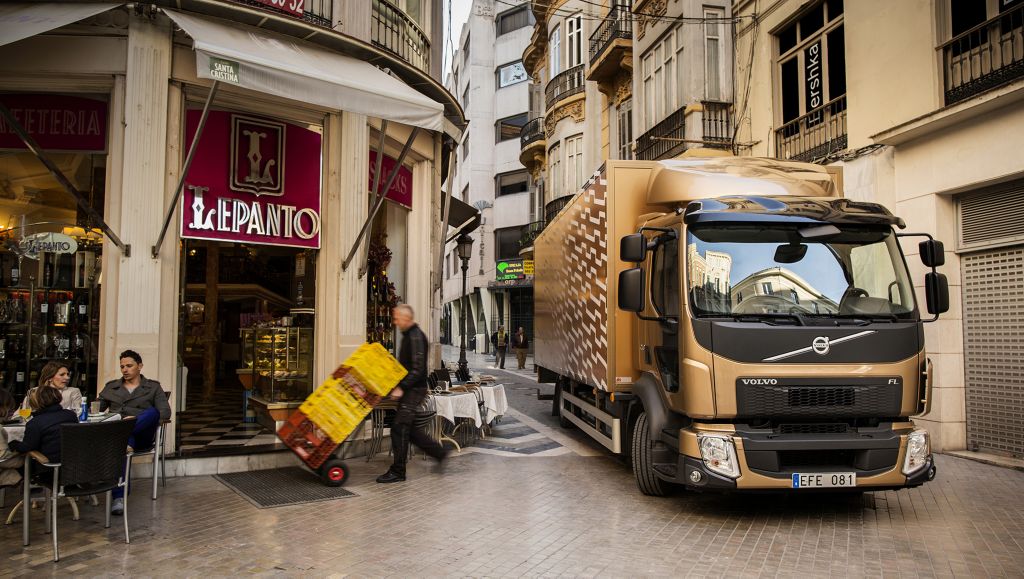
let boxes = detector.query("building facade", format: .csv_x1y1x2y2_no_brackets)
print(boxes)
443,0,534,355
733,0,1024,456
0,0,462,456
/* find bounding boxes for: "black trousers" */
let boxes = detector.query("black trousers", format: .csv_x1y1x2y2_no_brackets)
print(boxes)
496,346,507,368
390,386,445,477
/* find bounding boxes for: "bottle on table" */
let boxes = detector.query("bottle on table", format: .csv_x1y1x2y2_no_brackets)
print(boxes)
80,397,88,422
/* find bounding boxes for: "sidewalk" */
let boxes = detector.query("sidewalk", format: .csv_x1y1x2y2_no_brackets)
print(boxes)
440,344,536,381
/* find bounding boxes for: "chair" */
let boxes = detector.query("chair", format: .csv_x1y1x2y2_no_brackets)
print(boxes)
29,419,135,562
127,391,171,500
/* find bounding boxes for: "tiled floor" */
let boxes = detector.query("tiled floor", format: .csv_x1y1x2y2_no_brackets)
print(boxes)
175,385,283,455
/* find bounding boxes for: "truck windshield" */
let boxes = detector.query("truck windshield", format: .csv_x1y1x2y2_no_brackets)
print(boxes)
686,224,916,320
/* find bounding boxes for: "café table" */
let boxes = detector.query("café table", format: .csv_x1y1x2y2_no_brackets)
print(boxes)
477,384,509,424
428,392,482,451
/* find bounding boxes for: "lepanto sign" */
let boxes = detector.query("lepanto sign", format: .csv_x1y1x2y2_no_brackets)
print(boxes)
180,111,322,249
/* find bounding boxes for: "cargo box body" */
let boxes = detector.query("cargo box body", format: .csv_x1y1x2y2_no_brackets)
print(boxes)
534,161,659,393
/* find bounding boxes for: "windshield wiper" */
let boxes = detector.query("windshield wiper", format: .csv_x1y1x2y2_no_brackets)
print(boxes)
730,313,804,326
831,313,901,324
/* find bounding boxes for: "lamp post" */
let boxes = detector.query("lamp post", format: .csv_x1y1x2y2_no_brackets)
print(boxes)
456,233,474,379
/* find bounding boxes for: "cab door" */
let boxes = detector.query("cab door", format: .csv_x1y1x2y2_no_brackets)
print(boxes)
638,219,682,399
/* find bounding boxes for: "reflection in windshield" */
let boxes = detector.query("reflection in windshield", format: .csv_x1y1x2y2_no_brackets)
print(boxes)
687,225,916,319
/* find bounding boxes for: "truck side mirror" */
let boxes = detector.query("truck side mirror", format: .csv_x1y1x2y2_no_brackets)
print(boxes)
919,240,945,268
620,234,646,262
925,272,949,315
618,268,645,312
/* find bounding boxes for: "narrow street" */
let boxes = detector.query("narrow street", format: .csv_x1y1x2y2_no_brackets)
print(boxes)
0,346,1021,576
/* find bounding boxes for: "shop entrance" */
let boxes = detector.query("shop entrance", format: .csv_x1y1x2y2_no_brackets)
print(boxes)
176,239,316,456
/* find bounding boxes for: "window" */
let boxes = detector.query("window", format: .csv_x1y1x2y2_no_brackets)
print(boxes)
400,0,423,28
462,85,470,109
497,4,534,35
462,33,470,64
460,184,469,202
640,26,685,129
496,170,529,197
651,233,680,317
566,14,584,68
462,134,469,160
495,113,529,142
704,8,725,100
617,99,633,160
497,61,529,88
565,134,584,192
495,226,523,260
548,142,562,197
761,282,773,295
776,0,845,124
549,26,561,76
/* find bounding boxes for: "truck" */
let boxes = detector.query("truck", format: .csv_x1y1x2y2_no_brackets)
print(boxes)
534,154,947,495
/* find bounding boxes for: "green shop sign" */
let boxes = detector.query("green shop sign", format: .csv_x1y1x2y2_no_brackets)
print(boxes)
496,259,534,281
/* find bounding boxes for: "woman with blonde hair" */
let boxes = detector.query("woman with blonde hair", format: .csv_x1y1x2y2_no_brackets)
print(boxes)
21,361,82,413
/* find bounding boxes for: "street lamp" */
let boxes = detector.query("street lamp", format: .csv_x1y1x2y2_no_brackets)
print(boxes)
456,233,474,380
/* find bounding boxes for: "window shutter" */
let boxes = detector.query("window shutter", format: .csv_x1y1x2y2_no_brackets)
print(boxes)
957,180,1024,251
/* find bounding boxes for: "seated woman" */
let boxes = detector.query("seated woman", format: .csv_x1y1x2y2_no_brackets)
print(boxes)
0,388,24,487
21,362,82,413
10,386,79,482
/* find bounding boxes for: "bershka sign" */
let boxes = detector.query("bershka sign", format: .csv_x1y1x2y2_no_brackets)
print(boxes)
368,151,413,209
0,94,107,152
180,110,322,249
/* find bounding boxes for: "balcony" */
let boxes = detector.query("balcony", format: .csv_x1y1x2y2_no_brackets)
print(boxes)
372,0,430,74
701,101,733,150
545,65,586,111
519,220,546,250
230,0,333,27
636,107,686,161
588,5,632,84
775,96,848,163
941,3,1024,105
545,194,574,224
519,117,546,170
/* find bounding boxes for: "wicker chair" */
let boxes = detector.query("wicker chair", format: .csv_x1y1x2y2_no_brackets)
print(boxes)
29,419,135,562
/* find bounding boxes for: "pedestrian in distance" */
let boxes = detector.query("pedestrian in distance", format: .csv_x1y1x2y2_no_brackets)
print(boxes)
490,330,498,360
513,327,529,370
377,304,448,484
495,325,507,369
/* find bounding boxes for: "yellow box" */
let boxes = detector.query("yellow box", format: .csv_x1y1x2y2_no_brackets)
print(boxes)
343,342,407,396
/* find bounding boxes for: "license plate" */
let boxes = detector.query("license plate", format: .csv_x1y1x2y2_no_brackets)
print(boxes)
791,472,857,488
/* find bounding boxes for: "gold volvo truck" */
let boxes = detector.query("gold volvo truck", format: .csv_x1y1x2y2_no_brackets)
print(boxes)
534,156,947,495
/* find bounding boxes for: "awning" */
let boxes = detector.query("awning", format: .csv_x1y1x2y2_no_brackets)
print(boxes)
0,2,121,48
443,195,481,240
164,9,445,132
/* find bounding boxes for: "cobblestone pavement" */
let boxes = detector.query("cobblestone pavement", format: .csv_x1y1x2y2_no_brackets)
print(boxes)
0,348,1022,577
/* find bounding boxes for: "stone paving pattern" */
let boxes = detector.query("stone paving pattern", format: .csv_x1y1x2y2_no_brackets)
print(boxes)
0,347,1021,577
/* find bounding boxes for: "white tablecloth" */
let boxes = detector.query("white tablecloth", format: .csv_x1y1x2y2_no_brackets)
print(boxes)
429,392,481,428
2,424,25,443
478,384,508,423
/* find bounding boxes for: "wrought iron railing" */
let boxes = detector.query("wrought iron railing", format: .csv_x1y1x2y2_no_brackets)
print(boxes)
519,220,546,249
636,107,686,160
520,117,545,149
940,3,1024,105
231,0,333,28
545,195,574,224
701,101,732,149
590,5,632,66
545,65,585,110
774,95,847,163
372,0,430,74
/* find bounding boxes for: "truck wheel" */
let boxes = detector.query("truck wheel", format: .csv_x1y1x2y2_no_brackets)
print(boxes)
631,411,667,497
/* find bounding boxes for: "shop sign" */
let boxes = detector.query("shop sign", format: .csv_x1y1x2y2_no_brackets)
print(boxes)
208,57,240,84
181,110,322,249
496,258,534,282
0,94,107,152
369,151,413,209
251,0,305,17
16,232,78,259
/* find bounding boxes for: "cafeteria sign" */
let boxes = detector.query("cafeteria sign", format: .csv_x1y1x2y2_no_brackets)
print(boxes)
181,110,322,249
496,259,534,282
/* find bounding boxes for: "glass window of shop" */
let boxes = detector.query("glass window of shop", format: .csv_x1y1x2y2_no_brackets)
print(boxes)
0,93,109,406
366,150,412,354
176,106,322,451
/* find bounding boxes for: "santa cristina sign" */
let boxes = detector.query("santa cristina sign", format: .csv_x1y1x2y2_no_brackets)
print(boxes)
180,111,322,249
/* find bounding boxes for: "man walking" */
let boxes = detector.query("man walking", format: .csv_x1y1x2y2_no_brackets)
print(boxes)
377,304,447,483
513,327,529,370
495,325,507,370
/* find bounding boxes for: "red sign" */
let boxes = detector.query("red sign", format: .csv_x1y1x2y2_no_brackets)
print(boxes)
180,110,322,249
0,94,107,152
251,0,305,17
369,151,414,209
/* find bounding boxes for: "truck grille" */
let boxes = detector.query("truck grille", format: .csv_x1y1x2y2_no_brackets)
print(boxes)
776,423,849,435
736,380,902,418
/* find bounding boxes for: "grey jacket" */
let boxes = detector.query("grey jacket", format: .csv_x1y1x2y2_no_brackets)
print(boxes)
99,376,171,421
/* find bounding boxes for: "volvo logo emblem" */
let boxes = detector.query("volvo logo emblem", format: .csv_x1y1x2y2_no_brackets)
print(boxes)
812,336,830,355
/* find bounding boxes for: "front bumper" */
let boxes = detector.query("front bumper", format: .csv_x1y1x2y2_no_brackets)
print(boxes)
660,424,936,492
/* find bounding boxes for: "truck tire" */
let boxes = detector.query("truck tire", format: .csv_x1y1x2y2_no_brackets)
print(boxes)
631,411,667,496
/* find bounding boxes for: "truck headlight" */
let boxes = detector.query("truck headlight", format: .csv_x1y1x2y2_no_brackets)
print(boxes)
698,433,740,479
902,430,931,476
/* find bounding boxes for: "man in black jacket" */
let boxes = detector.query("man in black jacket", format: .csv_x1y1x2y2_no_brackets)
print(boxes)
377,304,448,483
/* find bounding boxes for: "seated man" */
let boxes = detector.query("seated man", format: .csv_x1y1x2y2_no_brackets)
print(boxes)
99,350,171,516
